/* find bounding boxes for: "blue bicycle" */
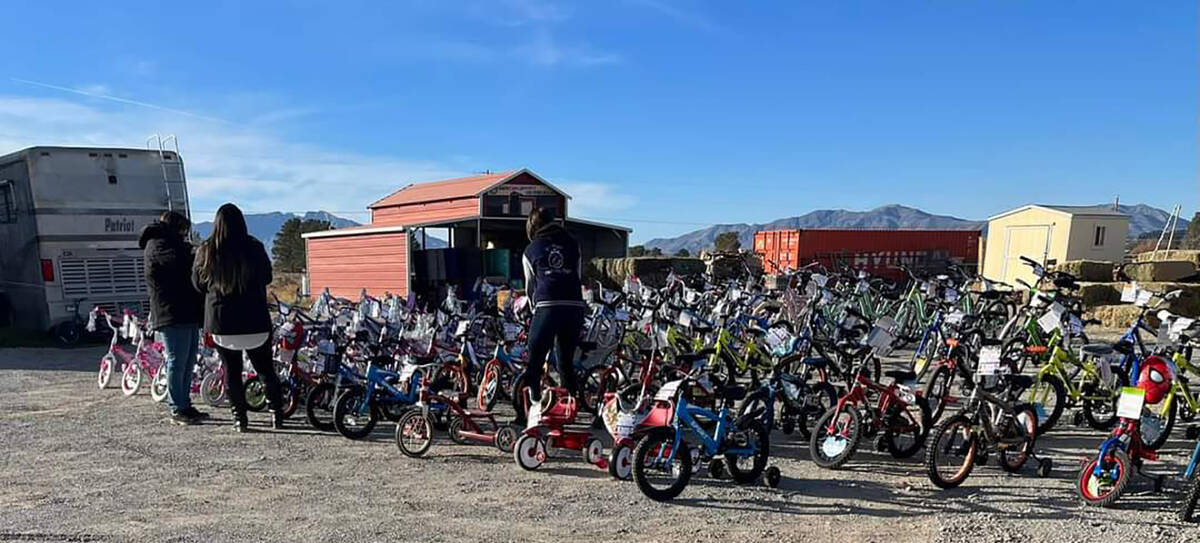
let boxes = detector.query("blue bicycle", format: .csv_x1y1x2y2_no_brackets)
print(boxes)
631,353,772,501
333,359,425,440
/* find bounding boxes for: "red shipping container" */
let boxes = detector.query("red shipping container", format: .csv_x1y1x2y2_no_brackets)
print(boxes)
754,229,981,280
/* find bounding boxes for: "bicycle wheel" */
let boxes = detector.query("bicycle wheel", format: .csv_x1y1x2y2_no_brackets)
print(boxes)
884,395,931,459
925,415,976,489
998,404,1038,473
477,361,502,411
1027,373,1066,434
796,382,839,441
305,382,336,432
395,409,435,458
1139,401,1176,451
1082,372,1127,431
244,376,267,412
725,421,769,484
200,372,226,407
1180,474,1200,522
809,405,862,469
632,429,693,502
1076,449,1131,507
333,387,377,440
150,370,169,403
98,354,116,389
736,390,772,430
121,364,142,396
923,366,955,424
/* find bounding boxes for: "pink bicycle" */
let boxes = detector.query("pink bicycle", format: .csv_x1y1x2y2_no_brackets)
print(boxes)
88,307,167,400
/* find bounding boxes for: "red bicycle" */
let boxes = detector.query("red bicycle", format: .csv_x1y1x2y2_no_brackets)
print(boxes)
810,348,932,469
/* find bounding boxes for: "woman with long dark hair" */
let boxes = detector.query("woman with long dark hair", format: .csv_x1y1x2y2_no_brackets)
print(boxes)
192,203,284,432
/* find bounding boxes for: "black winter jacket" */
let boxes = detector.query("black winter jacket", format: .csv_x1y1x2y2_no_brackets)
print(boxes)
522,223,585,309
191,238,274,335
139,223,203,329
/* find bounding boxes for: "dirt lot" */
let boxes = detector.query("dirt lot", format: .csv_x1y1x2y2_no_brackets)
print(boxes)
1,343,1199,543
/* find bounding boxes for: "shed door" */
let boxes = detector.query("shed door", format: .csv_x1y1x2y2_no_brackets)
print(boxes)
1001,225,1052,286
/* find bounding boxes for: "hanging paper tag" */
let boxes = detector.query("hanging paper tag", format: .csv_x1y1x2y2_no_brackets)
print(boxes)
454,320,470,336
678,310,693,328
1135,289,1153,307
866,325,896,351
1120,283,1138,303
946,310,965,325
944,288,959,303
1116,387,1145,420
1068,315,1084,335
1037,310,1060,333
1158,322,1172,345
977,346,1003,375
856,281,869,294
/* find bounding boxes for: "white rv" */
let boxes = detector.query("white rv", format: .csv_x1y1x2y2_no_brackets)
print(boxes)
0,145,189,335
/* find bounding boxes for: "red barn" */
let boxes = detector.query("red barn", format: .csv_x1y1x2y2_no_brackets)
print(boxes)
303,169,629,299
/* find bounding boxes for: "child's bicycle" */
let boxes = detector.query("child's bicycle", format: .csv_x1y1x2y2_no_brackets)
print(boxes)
513,385,607,472
630,352,774,501
1076,356,1173,507
395,363,519,457
88,307,167,400
332,357,425,440
925,341,1051,488
809,318,931,469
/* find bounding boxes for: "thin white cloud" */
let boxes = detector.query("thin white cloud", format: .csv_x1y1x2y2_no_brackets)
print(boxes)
10,78,233,124
515,30,622,67
558,180,637,217
625,0,725,35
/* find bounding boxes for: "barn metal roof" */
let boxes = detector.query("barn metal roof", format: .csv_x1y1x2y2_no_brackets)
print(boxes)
368,168,571,209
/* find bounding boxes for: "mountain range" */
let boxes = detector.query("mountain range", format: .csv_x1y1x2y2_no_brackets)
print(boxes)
194,211,361,252
644,203,1190,255
194,211,449,252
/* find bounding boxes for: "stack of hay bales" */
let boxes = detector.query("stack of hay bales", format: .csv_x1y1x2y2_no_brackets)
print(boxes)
586,257,706,289
1055,257,1200,328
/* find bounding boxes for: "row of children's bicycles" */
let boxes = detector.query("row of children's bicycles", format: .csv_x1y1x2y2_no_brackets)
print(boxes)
91,256,1200,520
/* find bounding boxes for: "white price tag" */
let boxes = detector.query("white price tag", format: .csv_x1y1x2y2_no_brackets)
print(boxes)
1120,282,1138,303
946,310,965,325
1037,310,1060,333
678,310,693,328
1135,289,1153,307
977,346,1003,375
454,320,470,336
1116,387,1145,420
866,325,896,351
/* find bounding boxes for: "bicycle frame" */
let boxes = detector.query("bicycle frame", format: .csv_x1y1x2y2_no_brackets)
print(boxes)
662,394,756,462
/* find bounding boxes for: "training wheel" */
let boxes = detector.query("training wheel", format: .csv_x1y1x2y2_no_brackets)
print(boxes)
608,444,633,480
764,466,781,488
708,458,726,480
494,425,518,454
1037,458,1053,478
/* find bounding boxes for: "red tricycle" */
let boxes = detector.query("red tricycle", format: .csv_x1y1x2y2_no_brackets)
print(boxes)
513,387,607,471
395,365,519,457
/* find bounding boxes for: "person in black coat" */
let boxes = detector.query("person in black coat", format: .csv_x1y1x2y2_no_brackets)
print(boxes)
192,203,284,432
140,211,206,425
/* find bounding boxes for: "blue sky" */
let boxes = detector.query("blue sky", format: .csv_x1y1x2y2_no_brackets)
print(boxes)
0,0,1194,242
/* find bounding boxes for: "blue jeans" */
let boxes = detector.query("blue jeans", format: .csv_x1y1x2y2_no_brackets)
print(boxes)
157,323,199,413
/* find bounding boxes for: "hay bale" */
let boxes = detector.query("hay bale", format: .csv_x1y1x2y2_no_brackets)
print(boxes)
1135,250,1200,267
1085,305,1147,329
589,257,705,288
1123,261,1197,283
1077,282,1121,307
1055,260,1115,282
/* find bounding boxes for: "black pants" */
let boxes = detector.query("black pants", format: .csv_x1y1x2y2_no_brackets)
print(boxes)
522,305,586,404
216,335,284,414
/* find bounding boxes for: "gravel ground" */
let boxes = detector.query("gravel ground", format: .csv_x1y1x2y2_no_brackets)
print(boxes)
2,339,1199,543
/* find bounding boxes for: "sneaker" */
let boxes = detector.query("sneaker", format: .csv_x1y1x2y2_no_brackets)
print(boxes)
168,411,198,426
525,394,543,431
180,407,210,421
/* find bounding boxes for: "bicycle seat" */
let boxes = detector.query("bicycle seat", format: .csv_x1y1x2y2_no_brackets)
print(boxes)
885,369,917,382
1080,344,1114,358
1112,340,1134,356
1007,374,1034,391
675,349,716,365
979,290,1004,301
799,357,829,369
718,385,747,401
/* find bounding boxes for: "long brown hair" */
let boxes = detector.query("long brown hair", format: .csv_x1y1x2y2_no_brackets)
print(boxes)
195,203,255,295
526,206,557,240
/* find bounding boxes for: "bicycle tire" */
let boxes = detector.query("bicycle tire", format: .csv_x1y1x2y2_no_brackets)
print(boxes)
1076,449,1131,507
305,382,336,432
1028,373,1066,434
333,387,377,440
809,405,862,469
725,421,769,484
796,382,839,441
885,395,931,459
925,414,976,489
1082,371,1127,431
632,429,693,501
998,404,1038,473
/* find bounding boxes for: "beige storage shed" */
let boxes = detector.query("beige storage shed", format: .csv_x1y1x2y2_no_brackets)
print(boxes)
982,204,1129,286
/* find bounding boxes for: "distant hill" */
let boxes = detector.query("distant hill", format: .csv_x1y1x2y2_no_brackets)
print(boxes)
1110,203,1191,239
644,205,984,255
194,211,448,252
194,211,360,252
644,203,1188,255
